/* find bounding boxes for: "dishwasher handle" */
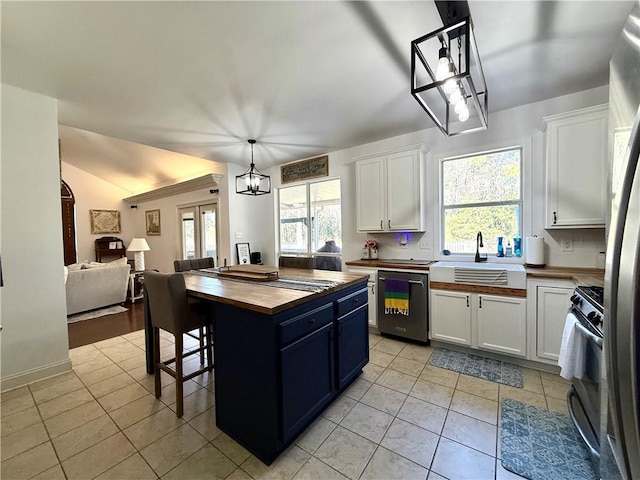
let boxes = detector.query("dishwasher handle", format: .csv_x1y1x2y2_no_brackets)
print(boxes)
378,277,424,288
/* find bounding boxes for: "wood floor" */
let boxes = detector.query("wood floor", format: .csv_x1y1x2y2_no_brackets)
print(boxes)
67,300,145,349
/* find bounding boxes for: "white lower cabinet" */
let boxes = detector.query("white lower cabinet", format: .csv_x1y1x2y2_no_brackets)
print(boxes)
347,267,377,328
430,289,527,358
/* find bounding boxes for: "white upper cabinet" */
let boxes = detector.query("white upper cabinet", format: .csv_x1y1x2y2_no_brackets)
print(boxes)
355,145,426,232
542,104,608,228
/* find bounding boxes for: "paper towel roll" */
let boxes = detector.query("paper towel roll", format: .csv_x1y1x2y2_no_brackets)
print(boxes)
526,236,545,267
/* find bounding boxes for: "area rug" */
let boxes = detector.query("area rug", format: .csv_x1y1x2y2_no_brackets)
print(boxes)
67,305,128,323
500,399,598,480
428,347,523,387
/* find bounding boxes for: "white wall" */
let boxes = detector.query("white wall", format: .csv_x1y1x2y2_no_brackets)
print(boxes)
262,85,608,269
61,162,133,263
1,84,72,391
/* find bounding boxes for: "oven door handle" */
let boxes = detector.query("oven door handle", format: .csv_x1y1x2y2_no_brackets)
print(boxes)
574,321,603,346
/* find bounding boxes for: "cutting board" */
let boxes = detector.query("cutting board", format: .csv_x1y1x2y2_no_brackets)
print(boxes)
217,264,279,282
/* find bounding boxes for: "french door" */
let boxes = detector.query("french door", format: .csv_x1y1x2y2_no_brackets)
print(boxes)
179,203,218,265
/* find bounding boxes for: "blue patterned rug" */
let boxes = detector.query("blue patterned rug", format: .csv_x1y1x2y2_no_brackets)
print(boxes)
500,399,598,480
428,347,523,387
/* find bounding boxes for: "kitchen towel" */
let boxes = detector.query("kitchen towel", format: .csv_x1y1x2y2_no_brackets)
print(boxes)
384,278,410,315
558,312,586,380
525,236,545,267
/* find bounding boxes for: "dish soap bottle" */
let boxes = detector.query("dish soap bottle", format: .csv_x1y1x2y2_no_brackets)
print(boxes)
497,237,504,257
505,241,513,257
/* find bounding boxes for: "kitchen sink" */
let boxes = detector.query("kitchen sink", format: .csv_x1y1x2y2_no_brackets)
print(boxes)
429,261,526,289
379,259,432,265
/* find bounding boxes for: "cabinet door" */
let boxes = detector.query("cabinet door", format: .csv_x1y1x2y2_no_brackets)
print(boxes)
368,281,377,328
430,290,471,345
386,150,423,231
336,304,369,389
281,323,334,441
477,294,527,357
356,157,386,232
536,286,573,361
545,105,607,228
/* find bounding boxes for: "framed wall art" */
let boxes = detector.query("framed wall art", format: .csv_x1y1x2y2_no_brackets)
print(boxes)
145,209,161,236
281,155,328,184
90,209,121,234
236,243,251,265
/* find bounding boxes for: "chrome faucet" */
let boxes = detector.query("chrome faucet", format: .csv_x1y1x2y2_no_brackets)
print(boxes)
475,231,487,262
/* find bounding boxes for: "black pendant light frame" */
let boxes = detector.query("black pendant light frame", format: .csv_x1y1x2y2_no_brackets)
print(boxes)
235,139,271,196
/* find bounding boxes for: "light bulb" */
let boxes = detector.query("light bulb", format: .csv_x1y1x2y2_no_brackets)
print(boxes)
458,106,470,122
435,47,451,81
449,88,463,105
455,98,467,115
443,78,457,95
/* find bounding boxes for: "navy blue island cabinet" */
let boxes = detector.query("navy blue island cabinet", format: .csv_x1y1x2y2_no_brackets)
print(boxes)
213,280,368,465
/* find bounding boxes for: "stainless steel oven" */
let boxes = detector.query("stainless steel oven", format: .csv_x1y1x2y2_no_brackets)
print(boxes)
567,286,604,464
377,271,428,343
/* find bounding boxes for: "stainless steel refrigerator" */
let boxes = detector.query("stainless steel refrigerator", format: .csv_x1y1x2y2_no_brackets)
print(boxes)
601,2,640,478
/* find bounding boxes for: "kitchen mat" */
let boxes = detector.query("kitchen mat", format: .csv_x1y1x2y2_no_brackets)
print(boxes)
428,347,523,387
500,399,597,480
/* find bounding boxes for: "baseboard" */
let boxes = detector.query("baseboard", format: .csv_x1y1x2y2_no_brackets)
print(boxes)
1,359,73,393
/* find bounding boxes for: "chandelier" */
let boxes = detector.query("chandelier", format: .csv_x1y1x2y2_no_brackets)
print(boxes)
235,139,271,196
411,0,488,136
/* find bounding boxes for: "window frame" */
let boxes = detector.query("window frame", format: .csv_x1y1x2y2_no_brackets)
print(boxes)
438,145,524,258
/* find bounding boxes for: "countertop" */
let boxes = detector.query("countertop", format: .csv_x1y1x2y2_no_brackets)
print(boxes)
345,259,604,287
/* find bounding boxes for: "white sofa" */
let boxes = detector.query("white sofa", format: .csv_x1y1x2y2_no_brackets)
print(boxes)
65,259,131,315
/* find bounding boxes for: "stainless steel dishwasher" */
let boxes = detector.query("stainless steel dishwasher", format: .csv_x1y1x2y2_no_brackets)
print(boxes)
377,270,429,343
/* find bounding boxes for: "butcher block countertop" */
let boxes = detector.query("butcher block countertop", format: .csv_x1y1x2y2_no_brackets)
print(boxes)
183,265,368,315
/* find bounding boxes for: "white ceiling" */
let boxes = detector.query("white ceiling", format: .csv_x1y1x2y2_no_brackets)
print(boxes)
2,1,635,192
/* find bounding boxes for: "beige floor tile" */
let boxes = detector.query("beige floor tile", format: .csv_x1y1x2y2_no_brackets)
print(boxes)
380,418,439,468
321,395,356,424
359,384,407,416
368,333,382,348
98,382,149,412
541,377,570,400
441,410,497,456
227,468,252,480
1,386,30,403
397,395,447,434
167,387,215,420
108,350,147,366
1,391,36,417
140,424,208,477
1,442,59,480
29,371,78,393
44,400,106,438
87,372,136,398
409,379,454,409
191,369,216,388
109,394,166,429
499,384,547,408
123,407,185,450
95,453,158,480
292,457,348,480
456,374,499,402
372,338,406,356
162,444,235,480
375,369,417,394
496,459,527,479
158,380,202,406
419,364,459,389
211,433,252,465
76,364,125,386
52,415,119,461
360,446,428,480
340,402,393,443
31,376,85,405
1,422,49,461
520,368,544,394
73,356,116,375
427,471,447,480
128,365,154,382
431,437,495,480
32,463,66,480
295,416,337,454
69,345,103,364
450,390,498,425
38,388,93,420
540,370,569,384
241,445,309,480
368,350,396,368
343,378,372,401
314,426,376,480
94,336,129,349
188,407,223,441
62,432,136,480
398,344,434,363
388,356,425,377
361,363,385,383
2,406,42,438
546,396,568,414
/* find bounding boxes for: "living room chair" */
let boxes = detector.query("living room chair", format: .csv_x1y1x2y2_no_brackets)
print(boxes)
144,271,214,417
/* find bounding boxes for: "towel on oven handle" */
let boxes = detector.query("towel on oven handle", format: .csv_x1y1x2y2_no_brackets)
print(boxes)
558,312,586,380
384,278,409,316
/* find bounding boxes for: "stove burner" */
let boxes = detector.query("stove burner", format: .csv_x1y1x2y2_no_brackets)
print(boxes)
576,285,604,310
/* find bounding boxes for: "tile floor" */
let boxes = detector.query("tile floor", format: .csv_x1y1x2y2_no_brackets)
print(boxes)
1,331,573,480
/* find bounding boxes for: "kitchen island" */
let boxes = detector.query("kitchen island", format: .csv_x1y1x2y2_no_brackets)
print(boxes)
144,265,369,465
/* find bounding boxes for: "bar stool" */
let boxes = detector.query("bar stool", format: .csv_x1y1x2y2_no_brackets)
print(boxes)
144,271,214,417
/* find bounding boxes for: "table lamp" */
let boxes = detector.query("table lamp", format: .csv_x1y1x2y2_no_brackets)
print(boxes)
127,238,150,271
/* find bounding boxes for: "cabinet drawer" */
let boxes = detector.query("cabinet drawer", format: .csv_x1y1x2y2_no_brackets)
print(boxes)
280,304,333,346
336,288,368,318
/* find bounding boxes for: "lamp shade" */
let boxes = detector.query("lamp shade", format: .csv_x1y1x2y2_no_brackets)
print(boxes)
127,238,150,252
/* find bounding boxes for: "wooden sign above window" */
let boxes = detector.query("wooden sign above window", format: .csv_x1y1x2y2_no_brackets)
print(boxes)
281,155,328,184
